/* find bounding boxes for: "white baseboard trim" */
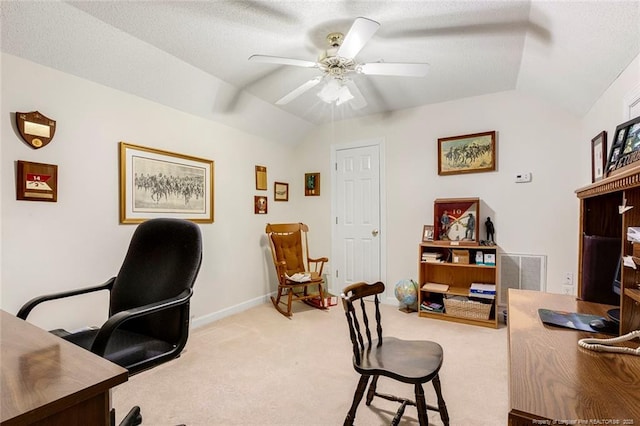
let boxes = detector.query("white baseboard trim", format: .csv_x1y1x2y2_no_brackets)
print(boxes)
190,293,274,329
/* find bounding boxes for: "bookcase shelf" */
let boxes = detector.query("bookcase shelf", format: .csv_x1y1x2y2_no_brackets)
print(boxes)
418,242,498,328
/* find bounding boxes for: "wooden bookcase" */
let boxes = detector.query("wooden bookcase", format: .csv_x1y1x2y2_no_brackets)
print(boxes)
576,163,640,334
417,243,499,328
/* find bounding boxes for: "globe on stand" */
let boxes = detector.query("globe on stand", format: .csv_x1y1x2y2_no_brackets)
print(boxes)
394,279,418,313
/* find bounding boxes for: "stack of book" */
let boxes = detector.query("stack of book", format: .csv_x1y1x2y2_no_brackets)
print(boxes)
421,252,443,263
420,301,444,313
469,283,496,303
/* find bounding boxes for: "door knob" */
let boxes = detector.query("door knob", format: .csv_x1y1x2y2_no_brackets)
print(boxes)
372,229,379,237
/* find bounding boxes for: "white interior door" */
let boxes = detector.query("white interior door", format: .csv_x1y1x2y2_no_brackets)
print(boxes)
332,142,383,292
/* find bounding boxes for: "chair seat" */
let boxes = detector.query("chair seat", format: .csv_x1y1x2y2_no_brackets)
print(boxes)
354,337,443,384
62,328,174,369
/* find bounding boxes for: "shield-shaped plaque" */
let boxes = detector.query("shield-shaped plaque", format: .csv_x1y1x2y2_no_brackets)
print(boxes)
16,111,56,149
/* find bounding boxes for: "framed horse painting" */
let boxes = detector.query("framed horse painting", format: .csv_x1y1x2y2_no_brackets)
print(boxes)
438,131,496,176
119,142,214,224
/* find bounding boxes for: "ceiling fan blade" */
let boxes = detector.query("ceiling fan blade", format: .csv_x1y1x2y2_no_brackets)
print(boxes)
337,17,380,59
276,77,323,105
359,62,430,77
344,80,367,110
249,55,317,68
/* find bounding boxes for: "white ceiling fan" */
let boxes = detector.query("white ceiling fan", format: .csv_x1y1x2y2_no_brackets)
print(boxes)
248,17,430,109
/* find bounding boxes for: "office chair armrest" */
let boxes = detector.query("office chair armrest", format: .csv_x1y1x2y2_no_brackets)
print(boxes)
90,288,193,356
17,277,116,320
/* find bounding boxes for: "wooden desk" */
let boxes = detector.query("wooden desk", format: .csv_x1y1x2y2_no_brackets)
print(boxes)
508,290,640,425
1,310,128,425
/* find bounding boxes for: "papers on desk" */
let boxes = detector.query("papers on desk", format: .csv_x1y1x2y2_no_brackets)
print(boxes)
286,273,311,282
623,255,637,269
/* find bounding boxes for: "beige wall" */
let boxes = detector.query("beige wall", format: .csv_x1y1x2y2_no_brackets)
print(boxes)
2,51,639,328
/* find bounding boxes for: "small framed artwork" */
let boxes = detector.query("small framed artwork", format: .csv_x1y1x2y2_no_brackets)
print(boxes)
16,160,58,202
305,173,320,196
438,131,496,176
591,131,607,183
606,115,640,177
255,165,267,190
254,195,267,214
422,225,434,242
274,182,289,201
119,142,214,224
433,197,480,245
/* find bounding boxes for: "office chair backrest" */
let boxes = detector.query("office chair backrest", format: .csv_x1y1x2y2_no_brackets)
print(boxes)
341,281,385,366
111,218,203,343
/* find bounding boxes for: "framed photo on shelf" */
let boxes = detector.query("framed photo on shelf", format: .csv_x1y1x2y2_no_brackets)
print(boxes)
433,197,480,244
591,131,607,183
422,225,434,242
119,142,214,224
606,115,640,177
274,182,289,201
438,131,496,176
16,160,58,202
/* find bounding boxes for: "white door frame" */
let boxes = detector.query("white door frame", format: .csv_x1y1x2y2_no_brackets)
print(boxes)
330,137,387,296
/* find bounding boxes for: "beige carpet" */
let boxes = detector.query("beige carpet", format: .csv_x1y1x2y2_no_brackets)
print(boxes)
113,301,508,425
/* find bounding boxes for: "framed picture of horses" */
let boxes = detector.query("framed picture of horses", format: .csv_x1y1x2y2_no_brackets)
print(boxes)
437,131,496,176
119,142,214,224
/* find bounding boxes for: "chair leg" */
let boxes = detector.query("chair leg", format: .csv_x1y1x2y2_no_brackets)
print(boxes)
414,383,429,426
365,375,379,405
271,287,293,317
344,375,370,426
432,374,450,426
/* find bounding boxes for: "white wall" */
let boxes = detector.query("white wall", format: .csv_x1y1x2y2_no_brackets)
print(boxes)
3,51,638,330
1,54,298,330
298,90,584,297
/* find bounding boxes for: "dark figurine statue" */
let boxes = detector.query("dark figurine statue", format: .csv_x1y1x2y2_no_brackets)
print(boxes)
485,217,495,242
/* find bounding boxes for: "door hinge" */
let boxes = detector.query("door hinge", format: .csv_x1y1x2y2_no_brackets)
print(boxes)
335,162,337,170
336,270,339,278
336,217,338,224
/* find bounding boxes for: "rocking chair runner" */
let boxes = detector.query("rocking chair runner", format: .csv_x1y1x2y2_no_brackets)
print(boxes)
265,223,328,317
341,281,450,426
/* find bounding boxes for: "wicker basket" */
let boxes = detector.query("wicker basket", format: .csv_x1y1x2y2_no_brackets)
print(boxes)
444,297,492,320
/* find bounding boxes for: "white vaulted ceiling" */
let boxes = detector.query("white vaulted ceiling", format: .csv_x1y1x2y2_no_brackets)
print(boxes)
2,1,639,144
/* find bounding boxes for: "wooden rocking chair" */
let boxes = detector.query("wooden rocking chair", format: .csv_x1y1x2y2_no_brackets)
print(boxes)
265,223,328,317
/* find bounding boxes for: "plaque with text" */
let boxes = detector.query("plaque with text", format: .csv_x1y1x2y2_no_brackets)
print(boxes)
16,111,56,149
16,160,58,202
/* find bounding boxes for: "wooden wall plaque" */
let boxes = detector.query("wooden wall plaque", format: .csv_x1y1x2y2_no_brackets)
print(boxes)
16,111,56,149
16,161,58,202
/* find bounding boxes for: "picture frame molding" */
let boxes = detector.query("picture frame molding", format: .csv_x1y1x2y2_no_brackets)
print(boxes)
437,131,496,176
422,225,434,242
591,131,607,183
433,197,480,245
16,160,58,202
606,115,640,177
274,181,289,201
119,142,214,224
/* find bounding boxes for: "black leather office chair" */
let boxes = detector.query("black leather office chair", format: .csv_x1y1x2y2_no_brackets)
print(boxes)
341,281,449,426
17,218,203,425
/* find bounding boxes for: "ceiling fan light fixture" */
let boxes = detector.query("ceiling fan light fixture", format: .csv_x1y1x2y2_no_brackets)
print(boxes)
317,78,353,105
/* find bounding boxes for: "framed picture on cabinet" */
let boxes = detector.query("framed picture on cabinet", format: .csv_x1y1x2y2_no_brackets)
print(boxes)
119,142,214,224
591,131,607,183
606,115,640,177
438,131,496,176
433,197,480,245
422,225,434,242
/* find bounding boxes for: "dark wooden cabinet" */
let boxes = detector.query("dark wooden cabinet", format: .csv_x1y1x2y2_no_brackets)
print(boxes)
576,164,640,334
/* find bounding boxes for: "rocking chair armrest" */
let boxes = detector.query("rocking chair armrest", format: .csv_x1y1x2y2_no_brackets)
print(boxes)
90,288,193,356
308,257,329,263
308,257,329,276
17,277,116,320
